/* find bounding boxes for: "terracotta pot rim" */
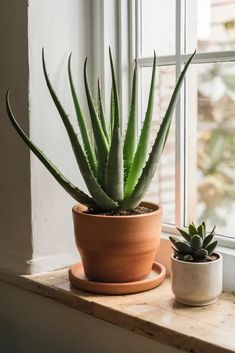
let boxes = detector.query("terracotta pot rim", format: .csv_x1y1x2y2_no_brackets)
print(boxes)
171,252,222,265
72,201,162,219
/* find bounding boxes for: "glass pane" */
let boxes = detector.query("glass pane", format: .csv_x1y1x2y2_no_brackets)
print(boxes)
186,62,235,238
140,0,175,57
140,66,176,224
186,0,235,53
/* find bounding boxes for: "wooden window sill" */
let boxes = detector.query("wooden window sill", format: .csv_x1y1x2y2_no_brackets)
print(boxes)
0,268,234,353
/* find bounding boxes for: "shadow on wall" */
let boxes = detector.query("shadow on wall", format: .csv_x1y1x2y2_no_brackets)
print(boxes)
0,316,18,353
0,280,182,353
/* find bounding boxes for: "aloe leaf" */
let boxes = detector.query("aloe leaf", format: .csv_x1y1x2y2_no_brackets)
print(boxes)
6,90,97,209
68,54,97,177
97,79,109,143
42,50,118,210
121,51,196,210
109,86,115,138
123,60,137,178
124,52,156,198
105,48,123,202
84,58,109,182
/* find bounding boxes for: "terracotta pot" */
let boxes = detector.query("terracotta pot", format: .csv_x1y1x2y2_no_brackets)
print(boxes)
171,253,222,306
72,202,162,283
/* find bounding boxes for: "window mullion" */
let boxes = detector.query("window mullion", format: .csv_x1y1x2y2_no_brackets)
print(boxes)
135,0,142,135
137,55,177,67
118,0,130,128
137,0,141,59
175,0,185,228
180,51,235,64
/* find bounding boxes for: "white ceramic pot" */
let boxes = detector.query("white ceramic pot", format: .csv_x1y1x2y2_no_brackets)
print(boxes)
171,253,222,306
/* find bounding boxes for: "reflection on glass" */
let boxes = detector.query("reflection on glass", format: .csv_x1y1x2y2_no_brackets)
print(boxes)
141,0,175,56
140,66,175,224
187,0,235,52
197,62,235,237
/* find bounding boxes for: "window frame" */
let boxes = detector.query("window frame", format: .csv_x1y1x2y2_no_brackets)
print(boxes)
128,0,235,246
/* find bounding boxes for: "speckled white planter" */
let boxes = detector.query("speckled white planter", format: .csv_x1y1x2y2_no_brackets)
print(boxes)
171,253,222,306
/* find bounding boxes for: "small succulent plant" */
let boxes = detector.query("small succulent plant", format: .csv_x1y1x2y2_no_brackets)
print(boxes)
170,222,218,262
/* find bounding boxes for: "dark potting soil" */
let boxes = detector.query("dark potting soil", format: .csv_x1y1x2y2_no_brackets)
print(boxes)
84,205,154,216
174,254,218,263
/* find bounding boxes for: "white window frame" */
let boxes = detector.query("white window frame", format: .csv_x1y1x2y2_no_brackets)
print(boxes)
129,0,235,245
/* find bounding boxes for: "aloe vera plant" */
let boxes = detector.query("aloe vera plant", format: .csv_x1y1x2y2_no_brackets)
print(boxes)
170,222,218,262
6,49,195,212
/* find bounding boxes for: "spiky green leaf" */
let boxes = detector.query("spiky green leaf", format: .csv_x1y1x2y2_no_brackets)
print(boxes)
121,51,196,209
209,225,216,235
174,241,193,254
42,50,117,210
124,52,157,198
202,221,206,238
197,224,204,238
105,48,123,202
172,248,185,261
123,60,137,177
188,223,198,236
6,90,97,209
177,227,191,243
97,79,109,143
203,229,215,248
109,86,115,138
84,58,109,182
169,236,180,246
68,54,97,177
205,240,218,255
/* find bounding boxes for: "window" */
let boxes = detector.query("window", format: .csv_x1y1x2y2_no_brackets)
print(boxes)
131,0,235,241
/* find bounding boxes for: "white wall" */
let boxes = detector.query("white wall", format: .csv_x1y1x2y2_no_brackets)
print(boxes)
28,0,94,272
0,281,184,353
0,0,98,273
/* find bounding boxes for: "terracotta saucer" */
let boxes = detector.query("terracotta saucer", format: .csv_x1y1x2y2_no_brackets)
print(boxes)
69,262,166,295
